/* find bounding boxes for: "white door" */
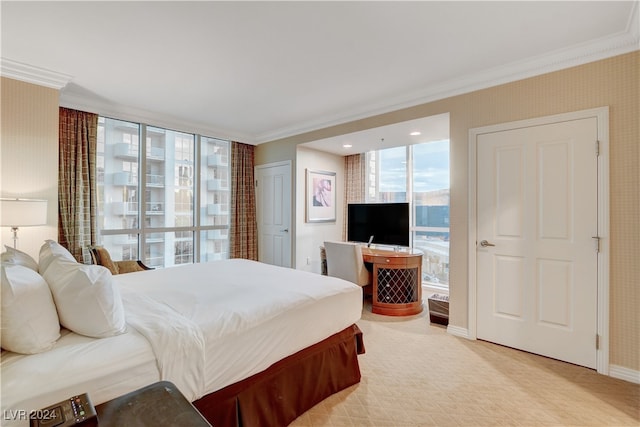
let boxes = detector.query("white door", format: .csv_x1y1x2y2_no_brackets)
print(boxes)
255,162,292,268
476,117,599,369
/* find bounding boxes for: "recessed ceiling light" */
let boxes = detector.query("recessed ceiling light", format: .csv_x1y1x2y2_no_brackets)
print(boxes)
343,144,353,148
410,131,421,136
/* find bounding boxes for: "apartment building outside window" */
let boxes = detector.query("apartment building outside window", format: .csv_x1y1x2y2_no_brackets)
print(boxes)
96,117,230,268
365,140,450,290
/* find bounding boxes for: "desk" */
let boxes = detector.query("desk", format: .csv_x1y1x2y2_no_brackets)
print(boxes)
361,247,423,316
96,381,211,427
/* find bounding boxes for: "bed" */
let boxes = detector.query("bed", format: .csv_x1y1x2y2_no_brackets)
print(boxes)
1,245,364,427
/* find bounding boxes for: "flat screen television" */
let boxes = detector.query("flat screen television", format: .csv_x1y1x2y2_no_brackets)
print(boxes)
347,202,410,248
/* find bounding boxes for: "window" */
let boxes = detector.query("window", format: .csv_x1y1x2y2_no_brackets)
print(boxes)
96,117,230,268
365,140,450,289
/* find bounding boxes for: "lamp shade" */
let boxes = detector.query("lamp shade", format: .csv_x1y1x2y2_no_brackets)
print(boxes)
0,198,48,227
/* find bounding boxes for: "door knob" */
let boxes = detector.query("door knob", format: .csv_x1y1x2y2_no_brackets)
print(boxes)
280,228,289,233
479,240,495,247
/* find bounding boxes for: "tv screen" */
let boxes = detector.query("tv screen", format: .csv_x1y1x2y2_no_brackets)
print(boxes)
347,203,410,247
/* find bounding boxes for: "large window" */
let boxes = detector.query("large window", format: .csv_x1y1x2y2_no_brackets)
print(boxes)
96,117,230,268
365,140,450,289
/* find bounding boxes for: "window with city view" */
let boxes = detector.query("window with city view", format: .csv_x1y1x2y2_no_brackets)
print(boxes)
96,117,230,268
365,140,450,289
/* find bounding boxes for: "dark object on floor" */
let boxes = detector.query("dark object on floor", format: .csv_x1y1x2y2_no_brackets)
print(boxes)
428,294,449,326
96,381,210,426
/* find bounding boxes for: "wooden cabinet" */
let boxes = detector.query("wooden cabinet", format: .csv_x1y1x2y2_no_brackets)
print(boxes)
361,248,423,316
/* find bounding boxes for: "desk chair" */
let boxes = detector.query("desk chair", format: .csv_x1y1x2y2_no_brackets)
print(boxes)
323,241,372,292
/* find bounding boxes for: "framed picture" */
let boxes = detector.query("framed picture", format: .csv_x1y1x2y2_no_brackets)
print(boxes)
306,169,336,222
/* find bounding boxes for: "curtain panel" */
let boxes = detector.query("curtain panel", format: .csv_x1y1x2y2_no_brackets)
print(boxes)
230,141,258,260
58,107,98,261
343,154,365,240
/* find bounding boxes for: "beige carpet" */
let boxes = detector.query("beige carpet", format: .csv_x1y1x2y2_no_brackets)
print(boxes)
291,302,639,427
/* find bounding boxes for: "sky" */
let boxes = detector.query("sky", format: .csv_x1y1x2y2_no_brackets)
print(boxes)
379,140,449,193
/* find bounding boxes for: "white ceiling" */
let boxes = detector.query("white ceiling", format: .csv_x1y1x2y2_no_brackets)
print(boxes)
1,1,638,154
301,113,450,156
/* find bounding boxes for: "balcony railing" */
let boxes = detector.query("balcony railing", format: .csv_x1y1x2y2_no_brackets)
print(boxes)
113,143,138,159
113,172,137,186
207,179,229,191
146,202,164,214
207,203,229,215
146,174,164,187
206,229,229,240
207,153,229,167
110,201,138,215
147,147,165,160
110,234,138,245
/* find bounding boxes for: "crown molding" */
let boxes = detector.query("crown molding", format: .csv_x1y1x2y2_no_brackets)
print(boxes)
254,12,640,144
1,58,73,90
59,90,257,144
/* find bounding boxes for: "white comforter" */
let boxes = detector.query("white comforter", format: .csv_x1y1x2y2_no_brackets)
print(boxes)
115,259,363,400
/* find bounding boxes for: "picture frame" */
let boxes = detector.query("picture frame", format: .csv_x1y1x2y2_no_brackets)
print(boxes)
306,169,336,223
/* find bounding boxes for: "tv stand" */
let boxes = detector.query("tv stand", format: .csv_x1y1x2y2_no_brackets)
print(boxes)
361,247,423,316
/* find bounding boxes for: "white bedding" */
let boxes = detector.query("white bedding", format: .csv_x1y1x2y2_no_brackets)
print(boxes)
1,259,362,425
1,327,159,427
114,259,363,400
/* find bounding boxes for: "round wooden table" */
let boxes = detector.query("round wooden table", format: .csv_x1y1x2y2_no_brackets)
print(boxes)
361,247,423,316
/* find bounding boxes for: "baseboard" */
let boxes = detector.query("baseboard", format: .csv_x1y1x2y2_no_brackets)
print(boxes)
609,364,640,384
446,325,470,339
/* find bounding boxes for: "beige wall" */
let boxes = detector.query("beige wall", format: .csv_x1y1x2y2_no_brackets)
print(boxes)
1,77,59,259
295,146,344,273
256,51,640,372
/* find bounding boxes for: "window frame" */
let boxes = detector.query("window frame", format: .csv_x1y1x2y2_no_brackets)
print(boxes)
96,117,230,267
364,142,450,292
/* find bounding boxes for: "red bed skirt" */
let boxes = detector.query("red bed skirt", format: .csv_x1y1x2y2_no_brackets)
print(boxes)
193,324,365,427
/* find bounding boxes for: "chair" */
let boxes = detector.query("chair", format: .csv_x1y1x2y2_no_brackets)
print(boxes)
89,246,153,275
323,241,371,290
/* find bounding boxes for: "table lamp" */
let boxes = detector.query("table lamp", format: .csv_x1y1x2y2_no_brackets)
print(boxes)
0,198,48,249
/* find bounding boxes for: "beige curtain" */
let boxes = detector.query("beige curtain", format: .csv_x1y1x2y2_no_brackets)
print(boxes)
58,107,98,261
343,153,365,240
230,141,258,260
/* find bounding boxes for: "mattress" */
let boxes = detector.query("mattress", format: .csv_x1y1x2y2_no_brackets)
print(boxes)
1,327,159,427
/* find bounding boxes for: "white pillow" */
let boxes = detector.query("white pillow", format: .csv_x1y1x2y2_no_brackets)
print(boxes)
1,245,39,272
1,264,61,354
39,240,76,274
43,256,126,338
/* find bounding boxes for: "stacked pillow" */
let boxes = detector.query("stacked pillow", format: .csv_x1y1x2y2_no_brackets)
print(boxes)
40,240,127,338
1,248,60,354
1,241,127,355
1,245,40,271
38,239,77,273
